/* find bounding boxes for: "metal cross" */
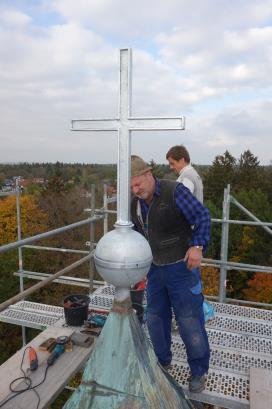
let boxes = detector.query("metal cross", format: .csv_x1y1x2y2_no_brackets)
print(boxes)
71,48,185,227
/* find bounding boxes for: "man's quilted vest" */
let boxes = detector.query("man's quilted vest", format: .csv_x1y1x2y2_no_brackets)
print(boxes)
131,179,192,265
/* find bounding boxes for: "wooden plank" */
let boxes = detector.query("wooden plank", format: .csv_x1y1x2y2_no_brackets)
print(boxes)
250,367,272,409
0,322,94,408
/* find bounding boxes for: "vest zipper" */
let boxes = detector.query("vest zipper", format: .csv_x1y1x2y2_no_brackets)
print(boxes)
145,199,155,241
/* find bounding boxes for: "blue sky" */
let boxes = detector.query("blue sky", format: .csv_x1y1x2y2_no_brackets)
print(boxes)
0,0,272,165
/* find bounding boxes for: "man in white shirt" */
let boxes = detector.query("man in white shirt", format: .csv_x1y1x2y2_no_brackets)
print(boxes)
166,145,203,203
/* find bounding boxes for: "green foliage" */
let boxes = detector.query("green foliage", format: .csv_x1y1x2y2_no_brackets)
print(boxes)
202,149,272,299
0,155,271,406
203,149,268,206
0,172,5,185
204,199,222,259
0,252,19,303
0,323,22,365
229,188,272,265
45,175,67,193
259,165,272,201
235,150,264,193
0,162,117,190
149,159,166,178
203,150,236,205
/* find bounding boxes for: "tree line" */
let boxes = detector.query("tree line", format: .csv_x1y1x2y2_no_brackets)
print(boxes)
0,162,117,190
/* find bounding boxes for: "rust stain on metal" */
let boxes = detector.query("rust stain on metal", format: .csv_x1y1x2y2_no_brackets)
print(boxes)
111,298,132,314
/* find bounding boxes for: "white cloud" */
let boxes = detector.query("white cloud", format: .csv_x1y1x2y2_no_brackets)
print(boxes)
0,9,31,26
206,134,237,148
0,1,271,165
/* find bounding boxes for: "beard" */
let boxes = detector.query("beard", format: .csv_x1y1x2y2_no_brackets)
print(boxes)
136,191,149,200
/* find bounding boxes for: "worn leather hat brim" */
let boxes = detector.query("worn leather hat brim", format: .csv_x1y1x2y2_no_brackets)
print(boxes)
131,156,152,177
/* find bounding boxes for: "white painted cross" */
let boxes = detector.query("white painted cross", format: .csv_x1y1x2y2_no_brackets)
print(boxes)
71,48,185,227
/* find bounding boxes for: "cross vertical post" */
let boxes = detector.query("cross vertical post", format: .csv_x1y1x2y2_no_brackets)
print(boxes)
117,49,132,226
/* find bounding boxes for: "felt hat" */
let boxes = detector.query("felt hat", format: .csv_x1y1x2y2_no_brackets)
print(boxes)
131,155,152,177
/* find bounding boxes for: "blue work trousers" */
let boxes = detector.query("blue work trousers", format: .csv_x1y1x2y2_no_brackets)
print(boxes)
146,261,210,376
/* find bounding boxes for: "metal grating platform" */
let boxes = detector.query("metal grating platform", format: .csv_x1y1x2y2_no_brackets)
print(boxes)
0,301,64,330
211,301,272,322
183,328,272,356
89,294,113,310
92,286,272,321
88,286,272,408
1,285,271,408
169,363,250,409
94,285,115,297
11,301,64,317
206,314,272,338
171,339,272,375
88,284,148,309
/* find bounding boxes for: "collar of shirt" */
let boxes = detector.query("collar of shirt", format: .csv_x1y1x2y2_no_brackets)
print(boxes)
179,163,193,176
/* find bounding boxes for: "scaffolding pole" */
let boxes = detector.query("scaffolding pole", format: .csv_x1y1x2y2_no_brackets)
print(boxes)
219,185,230,303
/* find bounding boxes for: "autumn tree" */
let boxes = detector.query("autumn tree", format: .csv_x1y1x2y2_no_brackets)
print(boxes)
0,194,49,313
0,181,94,313
243,272,272,304
36,180,101,305
201,266,220,297
0,195,48,246
0,194,49,365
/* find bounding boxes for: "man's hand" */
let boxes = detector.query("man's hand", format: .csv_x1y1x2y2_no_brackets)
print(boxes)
184,246,202,270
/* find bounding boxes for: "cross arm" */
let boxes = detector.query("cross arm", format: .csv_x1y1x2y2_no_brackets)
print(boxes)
71,118,119,131
128,116,185,131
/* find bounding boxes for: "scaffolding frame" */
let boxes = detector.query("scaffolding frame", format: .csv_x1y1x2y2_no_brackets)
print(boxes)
0,181,272,409
0,181,271,317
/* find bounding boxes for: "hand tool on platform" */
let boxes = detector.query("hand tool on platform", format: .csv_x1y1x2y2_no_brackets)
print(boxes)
28,346,38,371
87,314,106,327
71,332,94,348
39,337,56,352
64,339,73,352
47,335,69,366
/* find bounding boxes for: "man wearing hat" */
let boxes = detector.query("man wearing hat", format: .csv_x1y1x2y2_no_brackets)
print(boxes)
130,155,211,393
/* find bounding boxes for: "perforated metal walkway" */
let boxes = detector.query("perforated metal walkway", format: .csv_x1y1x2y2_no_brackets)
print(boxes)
1,286,271,408
0,301,64,330
87,285,272,408
89,285,272,408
